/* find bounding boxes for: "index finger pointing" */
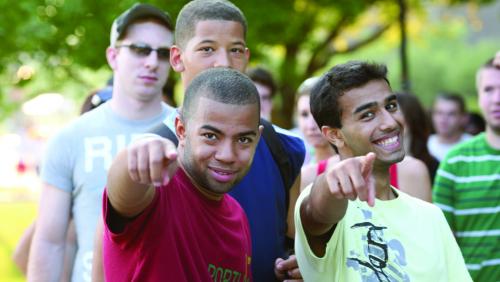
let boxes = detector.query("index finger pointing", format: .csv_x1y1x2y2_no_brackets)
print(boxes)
163,138,178,160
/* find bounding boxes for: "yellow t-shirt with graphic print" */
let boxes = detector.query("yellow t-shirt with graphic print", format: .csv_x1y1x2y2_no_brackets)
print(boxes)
295,185,472,282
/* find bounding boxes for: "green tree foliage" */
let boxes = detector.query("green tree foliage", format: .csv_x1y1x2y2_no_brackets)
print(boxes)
0,0,496,126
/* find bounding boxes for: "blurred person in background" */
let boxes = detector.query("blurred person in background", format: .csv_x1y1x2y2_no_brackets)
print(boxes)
464,112,486,135
428,93,471,161
247,66,277,121
295,77,339,191
433,57,500,281
12,83,113,278
27,4,175,281
396,92,439,183
389,93,432,202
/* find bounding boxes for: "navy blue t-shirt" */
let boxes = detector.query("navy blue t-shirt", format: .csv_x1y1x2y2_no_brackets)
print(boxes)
229,126,305,281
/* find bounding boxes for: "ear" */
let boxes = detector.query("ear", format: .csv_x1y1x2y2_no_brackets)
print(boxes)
175,116,186,145
170,45,185,73
321,126,345,149
258,124,264,136
106,47,119,70
244,47,250,65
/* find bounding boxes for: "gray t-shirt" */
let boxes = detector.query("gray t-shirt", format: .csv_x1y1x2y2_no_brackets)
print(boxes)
40,102,173,282
427,133,472,161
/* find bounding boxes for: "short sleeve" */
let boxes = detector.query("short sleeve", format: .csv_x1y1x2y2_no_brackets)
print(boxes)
39,128,75,192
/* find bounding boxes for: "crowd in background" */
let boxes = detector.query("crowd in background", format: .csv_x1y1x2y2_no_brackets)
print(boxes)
10,1,500,281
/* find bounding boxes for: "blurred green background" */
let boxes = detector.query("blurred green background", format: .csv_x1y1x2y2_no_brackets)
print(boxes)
0,0,499,280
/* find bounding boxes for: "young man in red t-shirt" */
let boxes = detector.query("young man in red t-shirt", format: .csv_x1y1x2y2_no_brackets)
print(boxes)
103,68,261,281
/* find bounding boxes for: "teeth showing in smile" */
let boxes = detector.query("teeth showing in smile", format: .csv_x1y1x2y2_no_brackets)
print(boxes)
375,136,398,146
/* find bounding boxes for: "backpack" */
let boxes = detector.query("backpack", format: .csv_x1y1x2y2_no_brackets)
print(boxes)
149,118,294,207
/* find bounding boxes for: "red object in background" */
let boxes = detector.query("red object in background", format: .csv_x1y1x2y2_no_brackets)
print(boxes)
17,159,27,174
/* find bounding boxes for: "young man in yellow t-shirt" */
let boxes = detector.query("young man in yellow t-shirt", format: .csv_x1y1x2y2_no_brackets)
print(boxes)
295,61,471,282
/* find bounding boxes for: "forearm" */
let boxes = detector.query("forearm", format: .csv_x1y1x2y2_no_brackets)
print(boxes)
12,222,35,275
301,174,348,236
27,238,65,281
91,219,105,282
286,175,300,239
27,183,71,281
107,149,155,218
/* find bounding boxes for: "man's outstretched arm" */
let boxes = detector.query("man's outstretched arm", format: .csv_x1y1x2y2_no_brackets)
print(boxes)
107,136,178,218
300,153,376,257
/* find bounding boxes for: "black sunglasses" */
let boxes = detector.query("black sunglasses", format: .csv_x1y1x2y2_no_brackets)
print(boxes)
116,43,170,60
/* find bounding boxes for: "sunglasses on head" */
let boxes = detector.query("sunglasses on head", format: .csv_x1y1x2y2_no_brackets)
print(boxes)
116,43,170,60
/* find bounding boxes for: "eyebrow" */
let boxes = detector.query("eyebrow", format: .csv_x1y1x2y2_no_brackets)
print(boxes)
385,94,397,103
196,39,246,47
353,102,377,114
201,125,257,137
353,94,397,114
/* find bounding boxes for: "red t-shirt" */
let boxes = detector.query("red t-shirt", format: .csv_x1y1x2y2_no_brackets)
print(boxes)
103,168,252,282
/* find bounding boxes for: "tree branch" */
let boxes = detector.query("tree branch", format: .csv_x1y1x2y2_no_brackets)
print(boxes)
334,24,391,54
305,15,349,75
305,23,391,77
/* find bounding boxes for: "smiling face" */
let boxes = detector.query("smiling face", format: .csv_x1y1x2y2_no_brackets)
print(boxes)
170,20,249,88
328,79,405,166
107,21,173,102
176,97,260,198
478,67,500,134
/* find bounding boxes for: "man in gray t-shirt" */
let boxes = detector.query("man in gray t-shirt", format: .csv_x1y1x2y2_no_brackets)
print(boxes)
27,4,175,281
428,93,471,161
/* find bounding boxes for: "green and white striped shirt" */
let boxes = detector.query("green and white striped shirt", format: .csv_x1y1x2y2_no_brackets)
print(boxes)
433,133,500,282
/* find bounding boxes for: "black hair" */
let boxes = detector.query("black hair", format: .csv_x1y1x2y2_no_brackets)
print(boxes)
310,61,389,129
181,68,260,123
175,0,247,48
434,92,466,113
396,92,439,181
246,67,277,97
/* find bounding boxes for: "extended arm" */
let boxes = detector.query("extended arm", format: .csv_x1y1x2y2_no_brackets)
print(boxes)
27,183,71,281
300,153,375,256
107,137,177,218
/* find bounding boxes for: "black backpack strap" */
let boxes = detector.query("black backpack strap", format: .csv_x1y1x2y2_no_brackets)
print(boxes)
148,122,179,146
260,118,295,252
260,118,293,205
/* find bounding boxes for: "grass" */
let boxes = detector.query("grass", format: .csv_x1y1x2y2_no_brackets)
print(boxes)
0,200,37,282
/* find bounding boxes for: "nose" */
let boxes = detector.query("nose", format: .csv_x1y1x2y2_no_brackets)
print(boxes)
215,141,236,163
493,88,500,104
380,109,399,131
144,51,159,70
306,115,320,131
213,50,231,68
